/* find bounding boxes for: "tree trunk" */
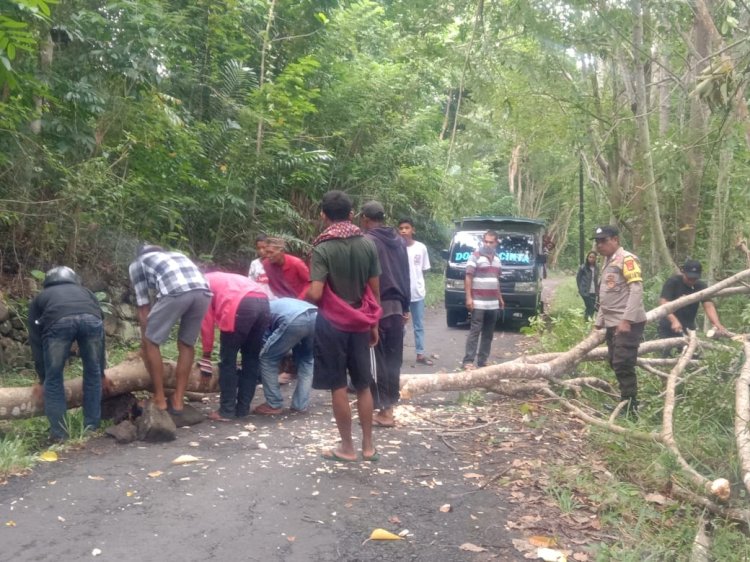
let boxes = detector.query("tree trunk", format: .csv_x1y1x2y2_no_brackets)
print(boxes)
630,0,674,270
0,357,217,421
250,0,277,220
3,269,748,420
675,11,713,261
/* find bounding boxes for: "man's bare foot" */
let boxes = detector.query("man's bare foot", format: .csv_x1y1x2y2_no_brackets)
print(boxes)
373,413,395,427
321,448,357,462
208,410,233,422
151,397,169,410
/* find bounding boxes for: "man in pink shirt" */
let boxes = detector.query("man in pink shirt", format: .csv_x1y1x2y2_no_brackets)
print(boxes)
263,238,310,299
201,272,271,421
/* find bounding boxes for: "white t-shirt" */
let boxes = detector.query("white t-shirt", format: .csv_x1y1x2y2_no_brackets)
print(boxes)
406,241,431,302
248,258,269,284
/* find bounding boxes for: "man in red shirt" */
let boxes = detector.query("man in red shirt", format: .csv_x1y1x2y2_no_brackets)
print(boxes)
263,238,310,299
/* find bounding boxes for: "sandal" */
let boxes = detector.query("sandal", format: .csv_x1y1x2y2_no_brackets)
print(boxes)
362,450,380,462
321,449,357,463
463,363,475,371
416,355,434,366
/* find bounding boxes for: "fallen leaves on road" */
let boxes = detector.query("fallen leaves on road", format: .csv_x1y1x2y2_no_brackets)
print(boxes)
439,504,452,513
171,454,201,464
367,528,404,541
147,470,163,478
87,475,104,481
459,543,488,552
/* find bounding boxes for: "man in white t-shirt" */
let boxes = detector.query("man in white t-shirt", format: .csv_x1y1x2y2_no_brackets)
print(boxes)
248,234,271,285
398,218,433,365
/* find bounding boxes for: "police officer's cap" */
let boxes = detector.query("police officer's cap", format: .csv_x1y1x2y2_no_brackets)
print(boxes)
592,225,619,240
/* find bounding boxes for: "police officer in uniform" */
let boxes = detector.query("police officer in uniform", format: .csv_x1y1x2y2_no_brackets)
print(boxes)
593,226,646,415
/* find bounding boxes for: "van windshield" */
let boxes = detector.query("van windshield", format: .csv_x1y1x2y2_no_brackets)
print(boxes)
451,232,535,266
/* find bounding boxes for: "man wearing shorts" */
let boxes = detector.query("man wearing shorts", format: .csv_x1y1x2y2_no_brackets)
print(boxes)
129,245,211,423
306,191,382,462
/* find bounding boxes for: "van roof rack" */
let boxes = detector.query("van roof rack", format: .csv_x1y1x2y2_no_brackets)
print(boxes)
454,216,546,229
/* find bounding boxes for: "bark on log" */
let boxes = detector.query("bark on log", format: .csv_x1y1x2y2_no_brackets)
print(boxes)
734,339,750,495
660,331,712,491
0,357,216,420
3,268,749,419
401,268,750,398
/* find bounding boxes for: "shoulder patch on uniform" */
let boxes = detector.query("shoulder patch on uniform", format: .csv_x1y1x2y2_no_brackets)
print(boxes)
622,255,642,283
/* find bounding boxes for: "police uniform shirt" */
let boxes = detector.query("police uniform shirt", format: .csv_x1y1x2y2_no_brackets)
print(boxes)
596,247,647,327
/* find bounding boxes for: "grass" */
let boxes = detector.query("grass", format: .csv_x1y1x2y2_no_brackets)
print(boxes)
533,275,750,560
424,270,444,309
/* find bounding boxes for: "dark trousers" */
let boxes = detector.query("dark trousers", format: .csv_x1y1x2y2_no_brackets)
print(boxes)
371,314,404,410
605,322,645,400
463,308,499,367
582,294,597,320
218,297,270,417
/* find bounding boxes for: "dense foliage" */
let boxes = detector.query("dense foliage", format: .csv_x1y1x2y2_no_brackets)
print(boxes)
1,0,749,284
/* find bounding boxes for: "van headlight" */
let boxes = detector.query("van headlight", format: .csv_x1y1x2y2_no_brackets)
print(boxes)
445,279,464,290
514,282,537,293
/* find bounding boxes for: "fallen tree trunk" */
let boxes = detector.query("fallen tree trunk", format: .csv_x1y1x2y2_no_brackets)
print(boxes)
734,340,750,495
401,267,750,398
0,356,217,420
2,268,748,419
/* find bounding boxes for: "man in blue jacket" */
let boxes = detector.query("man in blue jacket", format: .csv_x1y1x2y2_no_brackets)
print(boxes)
254,298,317,415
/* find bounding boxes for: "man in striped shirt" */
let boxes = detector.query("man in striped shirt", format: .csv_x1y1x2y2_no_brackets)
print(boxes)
462,230,505,370
129,245,211,422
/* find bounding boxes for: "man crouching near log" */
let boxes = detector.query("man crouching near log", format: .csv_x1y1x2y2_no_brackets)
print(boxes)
28,267,108,442
129,245,211,425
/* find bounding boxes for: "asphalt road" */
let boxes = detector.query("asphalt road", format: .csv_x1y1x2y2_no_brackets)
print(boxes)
0,305,529,562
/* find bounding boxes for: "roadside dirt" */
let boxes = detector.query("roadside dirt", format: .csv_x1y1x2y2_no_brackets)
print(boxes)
0,294,609,561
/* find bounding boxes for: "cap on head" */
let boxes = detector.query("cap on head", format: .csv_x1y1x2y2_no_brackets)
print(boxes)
360,201,385,221
592,225,619,240
43,266,81,287
682,259,702,280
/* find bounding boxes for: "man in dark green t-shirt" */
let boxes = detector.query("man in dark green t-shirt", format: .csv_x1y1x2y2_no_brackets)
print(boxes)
306,190,382,463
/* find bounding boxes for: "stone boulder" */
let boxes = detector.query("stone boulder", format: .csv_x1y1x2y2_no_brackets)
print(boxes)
135,401,177,442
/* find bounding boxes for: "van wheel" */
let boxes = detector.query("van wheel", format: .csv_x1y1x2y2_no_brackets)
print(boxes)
447,309,464,328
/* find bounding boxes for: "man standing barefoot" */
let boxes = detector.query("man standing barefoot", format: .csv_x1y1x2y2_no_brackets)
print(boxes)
129,245,211,425
306,191,382,462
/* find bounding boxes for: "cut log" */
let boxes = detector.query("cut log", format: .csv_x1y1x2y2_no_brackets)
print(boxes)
734,340,750,495
0,356,217,420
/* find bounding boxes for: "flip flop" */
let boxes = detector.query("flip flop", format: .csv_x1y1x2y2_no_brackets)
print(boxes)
416,356,434,366
321,450,357,463
372,418,396,428
362,450,380,462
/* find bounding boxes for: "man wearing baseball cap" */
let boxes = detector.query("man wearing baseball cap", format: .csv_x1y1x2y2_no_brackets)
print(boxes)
657,259,730,338
592,225,646,416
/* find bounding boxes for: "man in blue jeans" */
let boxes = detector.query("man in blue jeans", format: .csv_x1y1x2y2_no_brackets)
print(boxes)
28,266,106,441
253,298,317,415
